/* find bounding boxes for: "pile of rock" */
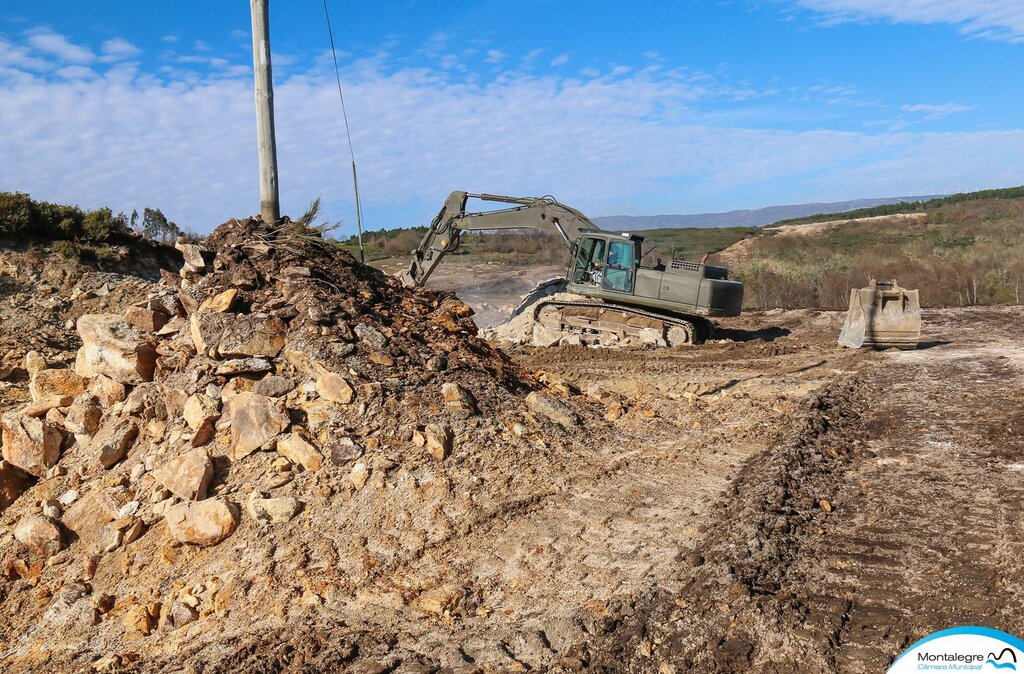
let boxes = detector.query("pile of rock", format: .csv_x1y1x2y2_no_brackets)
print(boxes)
0,218,594,670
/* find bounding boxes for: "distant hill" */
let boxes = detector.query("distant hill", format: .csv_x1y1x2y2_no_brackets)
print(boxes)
593,196,945,230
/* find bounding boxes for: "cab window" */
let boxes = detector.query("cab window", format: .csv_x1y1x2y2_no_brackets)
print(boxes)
603,240,635,292
572,237,606,284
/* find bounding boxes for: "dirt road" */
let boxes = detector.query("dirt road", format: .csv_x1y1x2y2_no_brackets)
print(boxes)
3,241,1022,672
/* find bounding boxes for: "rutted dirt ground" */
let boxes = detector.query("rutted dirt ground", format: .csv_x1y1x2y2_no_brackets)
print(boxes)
2,240,1023,673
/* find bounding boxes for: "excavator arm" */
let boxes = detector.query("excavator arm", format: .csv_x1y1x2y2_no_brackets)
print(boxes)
398,191,602,287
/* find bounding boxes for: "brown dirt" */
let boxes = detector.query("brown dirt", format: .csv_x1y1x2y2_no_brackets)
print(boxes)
1,239,1022,673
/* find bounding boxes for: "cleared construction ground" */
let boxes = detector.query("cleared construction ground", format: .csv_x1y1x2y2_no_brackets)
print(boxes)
0,221,1021,672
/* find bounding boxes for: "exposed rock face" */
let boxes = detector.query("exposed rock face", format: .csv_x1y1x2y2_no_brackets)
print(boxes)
1,412,62,477
29,368,87,403
75,314,158,384
14,514,63,557
91,418,140,468
226,392,289,460
151,448,214,501
165,498,238,546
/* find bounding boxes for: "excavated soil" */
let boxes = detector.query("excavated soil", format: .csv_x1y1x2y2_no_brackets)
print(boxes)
1,238,1023,673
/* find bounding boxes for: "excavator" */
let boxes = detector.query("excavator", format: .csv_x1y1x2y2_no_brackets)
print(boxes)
398,191,744,346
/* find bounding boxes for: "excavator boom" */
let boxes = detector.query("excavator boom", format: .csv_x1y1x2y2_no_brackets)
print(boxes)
399,191,599,287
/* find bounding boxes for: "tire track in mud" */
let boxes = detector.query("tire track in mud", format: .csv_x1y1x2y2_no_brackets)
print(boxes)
589,311,1024,674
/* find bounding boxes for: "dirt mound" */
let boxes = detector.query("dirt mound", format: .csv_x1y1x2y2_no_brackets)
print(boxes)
0,218,601,672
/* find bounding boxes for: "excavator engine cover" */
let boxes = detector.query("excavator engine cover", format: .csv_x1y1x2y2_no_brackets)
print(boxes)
838,279,921,350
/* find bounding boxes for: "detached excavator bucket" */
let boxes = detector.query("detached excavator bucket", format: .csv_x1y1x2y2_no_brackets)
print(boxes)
838,279,921,350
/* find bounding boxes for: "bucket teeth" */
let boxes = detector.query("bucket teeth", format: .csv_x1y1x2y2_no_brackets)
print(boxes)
838,279,921,350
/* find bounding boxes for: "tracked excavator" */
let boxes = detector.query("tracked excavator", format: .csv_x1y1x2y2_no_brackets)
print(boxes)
398,191,743,345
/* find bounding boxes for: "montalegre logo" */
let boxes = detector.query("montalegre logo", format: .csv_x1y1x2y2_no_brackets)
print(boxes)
888,626,1023,672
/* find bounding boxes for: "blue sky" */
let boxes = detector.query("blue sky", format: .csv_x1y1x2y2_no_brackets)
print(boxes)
1,1,1022,234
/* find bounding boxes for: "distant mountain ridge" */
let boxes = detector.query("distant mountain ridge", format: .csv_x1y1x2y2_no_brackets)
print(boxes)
593,196,946,231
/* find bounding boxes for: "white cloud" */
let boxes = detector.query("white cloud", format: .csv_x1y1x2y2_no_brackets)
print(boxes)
162,35,180,43
0,43,1020,234
550,53,570,67
901,101,975,120
99,38,140,63
485,49,507,63
794,0,1024,42
55,65,95,80
26,29,94,63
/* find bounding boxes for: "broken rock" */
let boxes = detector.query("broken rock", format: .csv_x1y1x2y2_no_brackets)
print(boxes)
316,373,354,405
14,514,63,558
442,382,478,418
75,314,158,384
64,395,103,440
124,305,170,332
247,494,302,523
91,418,140,469
1,412,62,478
253,375,294,398
0,461,31,511
425,424,453,460
165,498,238,546
152,448,214,501
526,392,578,427
226,392,289,460
183,394,220,446
29,368,87,403
276,433,323,471
198,288,238,313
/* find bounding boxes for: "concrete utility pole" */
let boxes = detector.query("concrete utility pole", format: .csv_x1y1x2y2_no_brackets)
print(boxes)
250,0,280,222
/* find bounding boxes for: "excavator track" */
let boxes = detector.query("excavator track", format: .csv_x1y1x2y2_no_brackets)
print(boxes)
532,299,713,346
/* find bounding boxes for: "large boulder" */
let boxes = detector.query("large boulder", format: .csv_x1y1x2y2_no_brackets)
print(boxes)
1,412,62,477
190,313,286,360
75,314,158,384
226,392,289,460
151,448,214,501
29,368,87,403
165,498,238,546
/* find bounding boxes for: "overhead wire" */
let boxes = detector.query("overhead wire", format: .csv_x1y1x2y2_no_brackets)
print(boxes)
322,0,366,263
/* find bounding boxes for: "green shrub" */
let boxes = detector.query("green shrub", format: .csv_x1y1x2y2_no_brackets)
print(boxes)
0,192,34,237
81,207,126,242
35,200,84,238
